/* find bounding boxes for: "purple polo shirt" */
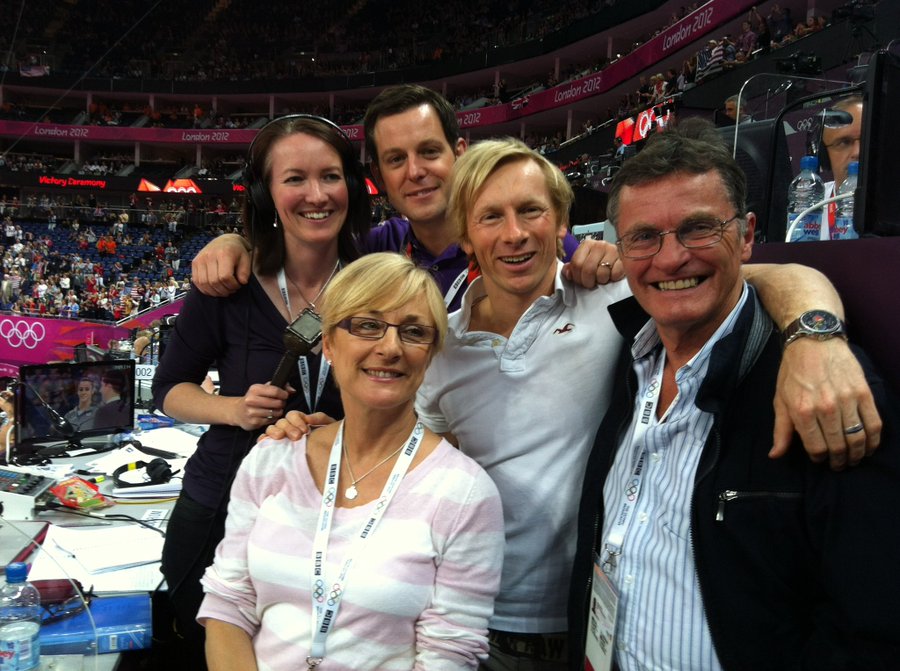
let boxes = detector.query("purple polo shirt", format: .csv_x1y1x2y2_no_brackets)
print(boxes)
365,217,579,313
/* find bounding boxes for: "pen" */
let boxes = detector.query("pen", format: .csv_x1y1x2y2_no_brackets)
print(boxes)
53,545,76,560
56,522,113,527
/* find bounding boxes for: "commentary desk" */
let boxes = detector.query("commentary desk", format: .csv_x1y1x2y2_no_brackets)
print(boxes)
4,424,201,670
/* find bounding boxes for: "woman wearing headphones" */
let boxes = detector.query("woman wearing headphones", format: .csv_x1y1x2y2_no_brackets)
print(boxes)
152,115,371,669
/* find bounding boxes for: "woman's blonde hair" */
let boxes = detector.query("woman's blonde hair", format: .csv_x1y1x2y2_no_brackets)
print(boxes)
320,252,448,353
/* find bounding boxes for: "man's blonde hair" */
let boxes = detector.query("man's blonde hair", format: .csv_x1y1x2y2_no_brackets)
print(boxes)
447,138,573,257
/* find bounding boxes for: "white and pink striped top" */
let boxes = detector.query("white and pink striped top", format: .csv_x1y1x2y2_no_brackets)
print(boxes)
199,436,504,670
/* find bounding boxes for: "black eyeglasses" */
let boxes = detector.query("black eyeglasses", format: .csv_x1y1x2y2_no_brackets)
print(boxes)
42,593,92,625
823,136,860,152
337,317,437,345
33,579,93,625
616,215,743,260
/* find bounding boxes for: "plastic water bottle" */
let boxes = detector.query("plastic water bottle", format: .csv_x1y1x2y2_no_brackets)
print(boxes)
787,155,825,242
0,563,41,671
833,161,859,240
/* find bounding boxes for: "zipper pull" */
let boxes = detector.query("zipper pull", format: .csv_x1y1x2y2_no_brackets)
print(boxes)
716,490,739,522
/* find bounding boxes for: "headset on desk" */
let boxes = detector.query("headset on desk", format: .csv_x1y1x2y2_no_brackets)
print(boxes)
111,458,174,489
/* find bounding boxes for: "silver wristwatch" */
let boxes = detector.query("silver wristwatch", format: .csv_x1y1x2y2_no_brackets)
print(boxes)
782,310,847,346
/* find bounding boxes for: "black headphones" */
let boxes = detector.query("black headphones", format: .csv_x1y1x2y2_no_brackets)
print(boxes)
241,114,365,226
816,121,832,173
112,458,174,488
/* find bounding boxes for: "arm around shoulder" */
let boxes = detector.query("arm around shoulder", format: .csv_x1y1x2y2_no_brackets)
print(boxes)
191,233,252,298
743,262,843,327
746,263,882,468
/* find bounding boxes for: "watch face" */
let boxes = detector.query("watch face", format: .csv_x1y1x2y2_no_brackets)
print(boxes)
799,310,840,334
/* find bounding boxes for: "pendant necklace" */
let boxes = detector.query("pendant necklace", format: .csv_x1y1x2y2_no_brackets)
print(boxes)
286,259,340,314
342,439,407,500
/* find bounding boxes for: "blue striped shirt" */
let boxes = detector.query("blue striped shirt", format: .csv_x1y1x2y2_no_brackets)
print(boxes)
601,283,749,670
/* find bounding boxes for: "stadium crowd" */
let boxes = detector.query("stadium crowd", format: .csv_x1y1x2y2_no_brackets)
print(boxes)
0,0,840,184
0,194,240,321
0,0,864,331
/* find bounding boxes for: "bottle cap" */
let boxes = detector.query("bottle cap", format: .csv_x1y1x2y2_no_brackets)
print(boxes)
847,161,859,175
4,562,27,583
800,155,819,171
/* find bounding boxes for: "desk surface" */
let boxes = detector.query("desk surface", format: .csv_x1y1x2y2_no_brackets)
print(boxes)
3,430,192,671
42,653,119,671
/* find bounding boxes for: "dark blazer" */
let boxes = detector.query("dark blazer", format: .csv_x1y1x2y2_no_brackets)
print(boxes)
569,290,900,670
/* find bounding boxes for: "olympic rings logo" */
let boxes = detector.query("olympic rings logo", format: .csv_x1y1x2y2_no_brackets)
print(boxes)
327,584,342,606
313,580,326,603
625,478,640,501
0,319,46,349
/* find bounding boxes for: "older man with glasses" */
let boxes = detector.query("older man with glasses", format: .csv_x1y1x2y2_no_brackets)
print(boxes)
822,95,863,191
569,118,900,671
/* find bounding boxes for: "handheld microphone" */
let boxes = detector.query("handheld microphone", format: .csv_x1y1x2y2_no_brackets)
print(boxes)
271,308,323,389
24,382,75,438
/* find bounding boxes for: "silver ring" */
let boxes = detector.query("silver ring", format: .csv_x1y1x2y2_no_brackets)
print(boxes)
843,422,864,435
267,411,274,420
600,261,613,276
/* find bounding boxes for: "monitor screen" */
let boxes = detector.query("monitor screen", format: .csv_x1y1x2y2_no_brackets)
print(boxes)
615,117,635,145
13,360,135,459
632,102,675,143
856,48,900,236
716,119,791,243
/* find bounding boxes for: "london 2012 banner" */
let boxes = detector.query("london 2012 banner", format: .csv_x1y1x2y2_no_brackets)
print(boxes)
455,0,757,129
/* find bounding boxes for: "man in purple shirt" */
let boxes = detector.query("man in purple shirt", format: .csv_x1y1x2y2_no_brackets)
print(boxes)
362,85,580,310
190,85,620,310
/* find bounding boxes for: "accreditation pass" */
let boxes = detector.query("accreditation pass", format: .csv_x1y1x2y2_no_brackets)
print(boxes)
584,553,619,671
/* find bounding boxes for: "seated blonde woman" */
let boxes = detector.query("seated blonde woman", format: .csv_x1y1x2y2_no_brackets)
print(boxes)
198,253,505,670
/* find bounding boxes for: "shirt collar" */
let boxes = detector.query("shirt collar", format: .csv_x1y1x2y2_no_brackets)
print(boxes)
455,260,571,335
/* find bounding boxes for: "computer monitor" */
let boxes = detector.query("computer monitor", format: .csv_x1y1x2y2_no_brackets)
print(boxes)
13,360,135,462
716,119,792,242
856,48,900,236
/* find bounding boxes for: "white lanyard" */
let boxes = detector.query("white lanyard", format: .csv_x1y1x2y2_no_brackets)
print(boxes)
306,421,424,669
601,352,665,577
298,356,330,414
276,268,329,412
276,267,292,313
443,268,468,308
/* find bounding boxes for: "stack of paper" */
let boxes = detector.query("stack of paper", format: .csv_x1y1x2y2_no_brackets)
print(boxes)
109,470,185,498
28,525,166,593
51,525,164,573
